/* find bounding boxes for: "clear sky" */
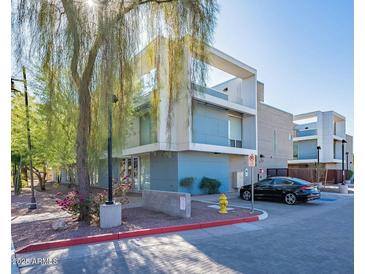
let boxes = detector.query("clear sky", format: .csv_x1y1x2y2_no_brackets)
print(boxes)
209,0,354,135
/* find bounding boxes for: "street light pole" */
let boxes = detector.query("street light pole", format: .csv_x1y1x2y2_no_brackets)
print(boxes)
316,146,321,183
11,66,37,209
105,94,118,205
341,139,347,185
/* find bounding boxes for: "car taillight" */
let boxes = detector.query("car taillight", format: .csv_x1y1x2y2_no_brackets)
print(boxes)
300,185,313,190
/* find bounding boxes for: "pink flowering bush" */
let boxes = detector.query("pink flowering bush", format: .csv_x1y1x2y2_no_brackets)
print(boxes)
55,177,132,223
113,176,133,204
90,191,108,221
56,190,107,222
55,190,82,217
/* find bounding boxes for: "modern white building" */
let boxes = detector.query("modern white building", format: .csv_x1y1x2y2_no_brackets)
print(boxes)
98,37,259,194
288,111,353,171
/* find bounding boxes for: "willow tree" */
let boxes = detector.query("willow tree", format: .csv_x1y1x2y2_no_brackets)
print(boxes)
13,0,218,221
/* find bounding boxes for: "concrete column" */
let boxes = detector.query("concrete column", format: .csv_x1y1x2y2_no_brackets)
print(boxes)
100,203,122,228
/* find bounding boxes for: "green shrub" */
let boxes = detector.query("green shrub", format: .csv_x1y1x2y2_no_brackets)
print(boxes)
180,177,195,188
200,177,221,194
20,179,28,188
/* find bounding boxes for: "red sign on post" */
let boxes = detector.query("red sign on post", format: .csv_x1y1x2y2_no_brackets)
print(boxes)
248,154,256,167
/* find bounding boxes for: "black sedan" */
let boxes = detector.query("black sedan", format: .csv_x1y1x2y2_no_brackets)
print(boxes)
240,177,320,205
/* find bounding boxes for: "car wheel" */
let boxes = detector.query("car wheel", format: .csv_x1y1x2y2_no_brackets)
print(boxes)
284,193,297,205
241,190,251,201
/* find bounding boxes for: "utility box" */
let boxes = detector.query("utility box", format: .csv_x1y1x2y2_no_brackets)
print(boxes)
232,171,244,188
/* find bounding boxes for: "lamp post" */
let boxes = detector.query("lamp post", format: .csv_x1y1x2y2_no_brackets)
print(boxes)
341,139,347,185
346,152,349,173
316,146,321,183
11,66,37,209
258,154,265,181
105,94,119,205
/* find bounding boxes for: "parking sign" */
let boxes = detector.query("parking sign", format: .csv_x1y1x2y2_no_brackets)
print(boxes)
248,154,256,167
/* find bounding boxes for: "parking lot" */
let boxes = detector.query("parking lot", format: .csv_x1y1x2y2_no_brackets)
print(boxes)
194,191,353,228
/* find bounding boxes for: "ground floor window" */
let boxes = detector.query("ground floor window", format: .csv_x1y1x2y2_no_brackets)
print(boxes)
120,155,150,191
139,155,150,191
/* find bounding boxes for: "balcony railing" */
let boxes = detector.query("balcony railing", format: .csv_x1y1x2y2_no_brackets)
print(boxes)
191,83,228,100
294,129,317,137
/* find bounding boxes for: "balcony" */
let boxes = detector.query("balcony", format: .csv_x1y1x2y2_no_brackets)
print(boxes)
294,129,317,137
191,83,228,100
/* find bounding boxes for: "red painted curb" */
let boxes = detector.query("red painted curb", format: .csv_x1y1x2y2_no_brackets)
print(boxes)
15,215,259,254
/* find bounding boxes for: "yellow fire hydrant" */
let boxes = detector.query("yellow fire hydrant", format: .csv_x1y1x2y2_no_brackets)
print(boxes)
219,193,228,214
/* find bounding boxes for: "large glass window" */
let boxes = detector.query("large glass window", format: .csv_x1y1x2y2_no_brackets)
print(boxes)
228,115,242,148
293,143,299,159
140,112,156,145
140,155,150,191
120,157,139,190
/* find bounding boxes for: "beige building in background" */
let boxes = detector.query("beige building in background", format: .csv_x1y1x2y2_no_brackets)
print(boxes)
256,82,293,180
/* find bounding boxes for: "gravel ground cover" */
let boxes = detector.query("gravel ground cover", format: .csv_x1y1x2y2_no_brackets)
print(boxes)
12,187,260,249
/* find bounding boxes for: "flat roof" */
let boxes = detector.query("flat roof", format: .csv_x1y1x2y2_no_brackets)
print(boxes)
293,110,346,121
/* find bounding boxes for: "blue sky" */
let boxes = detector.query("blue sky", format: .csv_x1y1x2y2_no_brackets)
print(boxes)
209,0,353,135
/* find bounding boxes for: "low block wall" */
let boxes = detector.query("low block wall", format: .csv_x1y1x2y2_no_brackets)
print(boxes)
142,190,191,218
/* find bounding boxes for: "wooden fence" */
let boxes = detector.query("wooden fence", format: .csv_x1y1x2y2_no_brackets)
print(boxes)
267,168,347,185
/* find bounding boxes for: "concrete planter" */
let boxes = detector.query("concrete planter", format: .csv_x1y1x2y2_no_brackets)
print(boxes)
339,184,348,194
100,202,122,228
142,190,191,218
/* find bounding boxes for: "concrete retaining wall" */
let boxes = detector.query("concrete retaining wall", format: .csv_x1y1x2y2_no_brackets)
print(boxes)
142,190,191,218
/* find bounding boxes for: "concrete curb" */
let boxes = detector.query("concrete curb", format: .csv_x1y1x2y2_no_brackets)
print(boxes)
193,199,269,221
15,215,259,254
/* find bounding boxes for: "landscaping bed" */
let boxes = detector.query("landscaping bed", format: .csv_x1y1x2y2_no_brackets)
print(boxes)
12,188,260,250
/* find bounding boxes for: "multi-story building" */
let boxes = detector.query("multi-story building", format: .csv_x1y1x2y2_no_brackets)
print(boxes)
97,38,294,194
288,111,353,171
98,37,258,194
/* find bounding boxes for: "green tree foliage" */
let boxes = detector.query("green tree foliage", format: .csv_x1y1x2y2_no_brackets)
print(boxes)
11,86,77,190
11,93,49,190
13,0,218,221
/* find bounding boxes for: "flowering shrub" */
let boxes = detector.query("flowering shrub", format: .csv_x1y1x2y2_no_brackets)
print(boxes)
90,191,108,220
113,176,133,204
55,190,82,217
55,177,132,223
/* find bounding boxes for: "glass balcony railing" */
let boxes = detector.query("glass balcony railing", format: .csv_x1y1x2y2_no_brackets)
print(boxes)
191,83,228,100
294,129,318,137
